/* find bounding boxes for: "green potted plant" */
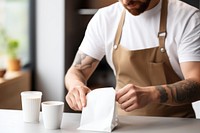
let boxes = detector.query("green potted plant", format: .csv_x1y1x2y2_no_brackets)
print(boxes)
0,27,21,71
6,39,21,71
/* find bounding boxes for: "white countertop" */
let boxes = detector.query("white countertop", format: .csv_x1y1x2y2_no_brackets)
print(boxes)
0,109,200,133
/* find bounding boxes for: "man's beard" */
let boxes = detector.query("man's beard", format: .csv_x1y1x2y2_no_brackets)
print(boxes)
122,0,151,15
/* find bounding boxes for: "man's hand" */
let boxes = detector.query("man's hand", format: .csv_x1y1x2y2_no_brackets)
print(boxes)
66,85,91,111
116,84,157,112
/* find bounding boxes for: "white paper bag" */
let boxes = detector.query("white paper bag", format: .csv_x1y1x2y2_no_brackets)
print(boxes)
78,87,118,132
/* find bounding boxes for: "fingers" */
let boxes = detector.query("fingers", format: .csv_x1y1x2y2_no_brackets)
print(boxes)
66,90,79,111
73,89,83,110
119,97,139,112
124,103,139,112
116,84,131,101
116,84,136,102
116,84,140,112
66,86,90,111
79,86,90,107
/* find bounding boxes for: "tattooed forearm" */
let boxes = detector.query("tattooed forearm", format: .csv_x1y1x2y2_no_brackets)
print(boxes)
168,79,200,104
72,52,98,70
156,79,200,105
156,85,168,103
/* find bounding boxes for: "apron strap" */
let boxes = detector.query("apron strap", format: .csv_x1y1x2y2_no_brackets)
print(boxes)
158,0,168,53
113,9,126,49
114,0,168,51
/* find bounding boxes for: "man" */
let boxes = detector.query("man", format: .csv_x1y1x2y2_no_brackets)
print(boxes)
65,0,200,118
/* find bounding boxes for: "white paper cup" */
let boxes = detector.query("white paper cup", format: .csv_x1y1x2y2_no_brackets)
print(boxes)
21,91,42,123
42,101,64,130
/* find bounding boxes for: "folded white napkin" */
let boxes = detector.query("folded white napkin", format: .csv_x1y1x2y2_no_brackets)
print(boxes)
78,87,118,132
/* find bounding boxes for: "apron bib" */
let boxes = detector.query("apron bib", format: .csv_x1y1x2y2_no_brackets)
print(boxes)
112,0,195,118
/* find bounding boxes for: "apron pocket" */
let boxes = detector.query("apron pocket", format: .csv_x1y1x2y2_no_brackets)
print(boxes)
148,62,167,86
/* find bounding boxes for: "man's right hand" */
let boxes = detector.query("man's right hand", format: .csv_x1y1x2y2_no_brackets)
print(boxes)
65,85,91,111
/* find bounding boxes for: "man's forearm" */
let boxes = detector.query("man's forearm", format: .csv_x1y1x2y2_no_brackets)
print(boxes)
65,68,87,91
155,79,200,106
65,51,99,91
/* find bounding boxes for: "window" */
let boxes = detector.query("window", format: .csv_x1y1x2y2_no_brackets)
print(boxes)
0,0,30,69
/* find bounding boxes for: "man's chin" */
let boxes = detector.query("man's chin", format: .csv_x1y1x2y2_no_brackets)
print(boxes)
127,9,145,16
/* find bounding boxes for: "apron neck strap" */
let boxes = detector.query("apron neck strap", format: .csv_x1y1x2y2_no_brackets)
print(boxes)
114,9,126,47
158,0,168,51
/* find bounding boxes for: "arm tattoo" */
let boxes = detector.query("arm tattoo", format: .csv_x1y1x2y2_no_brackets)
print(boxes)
156,85,168,103
156,79,200,105
167,79,200,104
72,52,98,70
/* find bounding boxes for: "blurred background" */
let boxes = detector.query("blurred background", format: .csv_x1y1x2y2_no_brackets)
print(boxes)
0,0,199,117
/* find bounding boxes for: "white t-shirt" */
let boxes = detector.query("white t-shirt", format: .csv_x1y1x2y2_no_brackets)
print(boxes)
79,0,200,80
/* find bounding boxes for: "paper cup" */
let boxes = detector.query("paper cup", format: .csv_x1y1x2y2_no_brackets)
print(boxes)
21,91,42,123
42,101,64,129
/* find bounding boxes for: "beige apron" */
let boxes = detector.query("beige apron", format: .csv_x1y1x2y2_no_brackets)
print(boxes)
112,0,195,118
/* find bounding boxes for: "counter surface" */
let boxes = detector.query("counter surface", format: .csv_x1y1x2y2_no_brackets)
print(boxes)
0,109,199,133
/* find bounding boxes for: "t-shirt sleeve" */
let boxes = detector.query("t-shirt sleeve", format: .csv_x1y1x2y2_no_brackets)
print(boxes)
178,10,200,63
79,10,106,61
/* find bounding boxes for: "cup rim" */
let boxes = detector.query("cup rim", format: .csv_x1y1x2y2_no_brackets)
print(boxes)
42,101,64,106
21,91,42,96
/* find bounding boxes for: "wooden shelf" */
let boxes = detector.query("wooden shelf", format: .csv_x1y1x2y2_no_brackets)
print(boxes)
78,9,98,15
0,70,31,110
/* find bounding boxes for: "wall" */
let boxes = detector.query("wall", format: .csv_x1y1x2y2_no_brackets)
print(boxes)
36,0,65,101
181,0,200,8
